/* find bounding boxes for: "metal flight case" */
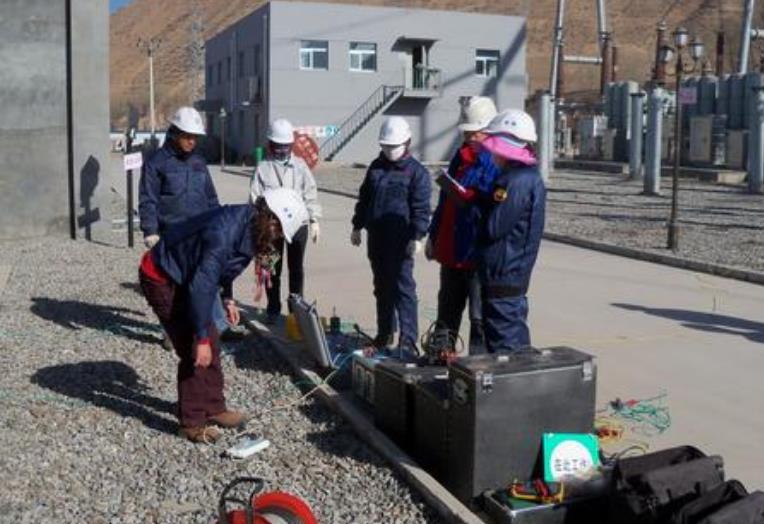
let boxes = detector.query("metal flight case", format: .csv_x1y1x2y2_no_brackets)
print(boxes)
445,347,597,502
373,360,448,453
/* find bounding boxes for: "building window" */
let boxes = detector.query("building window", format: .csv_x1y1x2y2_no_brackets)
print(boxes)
349,42,376,72
254,44,261,76
226,56,232,81
217,62,222,84
238,51,246,78
239,110,245,138
300,40,328,70
475,49,500,77
207,65,214,86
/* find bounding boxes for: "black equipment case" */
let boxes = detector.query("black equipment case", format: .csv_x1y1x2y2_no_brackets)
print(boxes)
412,373,451,481
373,360,448,452
445,347,597,502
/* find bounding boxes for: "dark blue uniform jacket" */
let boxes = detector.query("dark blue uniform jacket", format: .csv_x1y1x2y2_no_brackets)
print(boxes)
351,154,431,254
428,147,499,266
139,143,220,236
152,205,255,339
478,166,546,291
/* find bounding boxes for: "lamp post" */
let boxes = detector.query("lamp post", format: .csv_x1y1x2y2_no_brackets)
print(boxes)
659,28,705,251
220,107,227,169
137,38,161,138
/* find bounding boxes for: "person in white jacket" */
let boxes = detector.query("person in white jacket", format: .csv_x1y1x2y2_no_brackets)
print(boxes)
251,118,322,323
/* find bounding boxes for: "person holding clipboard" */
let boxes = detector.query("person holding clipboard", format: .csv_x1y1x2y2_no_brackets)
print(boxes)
426,96,498,353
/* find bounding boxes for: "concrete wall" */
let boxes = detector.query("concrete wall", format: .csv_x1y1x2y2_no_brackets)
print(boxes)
0,0,110,241
205,1,527,163
71,0,111,242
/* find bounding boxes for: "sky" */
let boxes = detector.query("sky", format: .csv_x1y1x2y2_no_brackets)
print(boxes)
109,0,133,13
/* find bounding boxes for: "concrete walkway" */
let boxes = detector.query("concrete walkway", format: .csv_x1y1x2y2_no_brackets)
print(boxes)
198,168,764,489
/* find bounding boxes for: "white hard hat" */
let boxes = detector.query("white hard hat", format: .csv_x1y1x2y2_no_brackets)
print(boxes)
458,96,498,132
168,106,206,136
378,116,412,146
485,109,538,143
262,188,309,243
268,118,295,145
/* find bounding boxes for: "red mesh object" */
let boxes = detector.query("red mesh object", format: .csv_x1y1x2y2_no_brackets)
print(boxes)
292,133,320,170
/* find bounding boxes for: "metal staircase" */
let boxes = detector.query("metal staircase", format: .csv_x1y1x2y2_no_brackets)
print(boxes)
319,85,404,161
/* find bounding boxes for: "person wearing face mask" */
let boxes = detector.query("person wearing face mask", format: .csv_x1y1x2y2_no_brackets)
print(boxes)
250,118,322,324
475,109,546,353
139,106,235,346
350,116,432,355
426,96,498,354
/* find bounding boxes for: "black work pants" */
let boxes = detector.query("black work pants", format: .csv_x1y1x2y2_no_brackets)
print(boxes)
436,265,484,353
267,224,309,315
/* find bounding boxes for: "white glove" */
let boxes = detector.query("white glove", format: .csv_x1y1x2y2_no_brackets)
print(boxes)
350,229,362,246
406,240,423,257
424,238,434,260
310,222,320,244
144,234,160,249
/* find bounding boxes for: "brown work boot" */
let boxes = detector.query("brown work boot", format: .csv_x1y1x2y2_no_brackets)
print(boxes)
179,425,222,443
208,410,248,429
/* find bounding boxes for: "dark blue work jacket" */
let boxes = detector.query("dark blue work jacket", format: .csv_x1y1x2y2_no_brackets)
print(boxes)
351,154,431,253
152,205,255,339
139,143,220,236
478,166,546,292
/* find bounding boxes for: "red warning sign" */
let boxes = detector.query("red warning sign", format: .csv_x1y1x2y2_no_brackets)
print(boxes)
292,133,320,170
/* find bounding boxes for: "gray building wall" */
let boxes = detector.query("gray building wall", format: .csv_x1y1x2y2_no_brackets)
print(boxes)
205,4,270,162
0,0,110,241
205,1,526,163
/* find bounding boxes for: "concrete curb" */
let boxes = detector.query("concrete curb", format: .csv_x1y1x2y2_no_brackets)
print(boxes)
544,232,764,285
243,319,484,524
318,186,764,287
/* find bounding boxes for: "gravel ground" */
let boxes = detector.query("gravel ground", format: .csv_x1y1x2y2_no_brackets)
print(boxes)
314,164,764,273
0,236,437,523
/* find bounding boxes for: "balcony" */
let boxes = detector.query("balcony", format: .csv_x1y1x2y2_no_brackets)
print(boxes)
403,65,442,99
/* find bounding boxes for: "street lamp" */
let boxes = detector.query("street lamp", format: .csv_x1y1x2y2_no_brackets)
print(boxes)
219,107,227,169
660,28,705,251
137,38,161,138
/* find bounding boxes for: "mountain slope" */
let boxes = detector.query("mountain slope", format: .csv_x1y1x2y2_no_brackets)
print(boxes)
110,0,755,129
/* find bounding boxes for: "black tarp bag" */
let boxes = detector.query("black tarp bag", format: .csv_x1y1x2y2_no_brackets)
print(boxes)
697,491,764,524
609,445,725,524
671,479,748,524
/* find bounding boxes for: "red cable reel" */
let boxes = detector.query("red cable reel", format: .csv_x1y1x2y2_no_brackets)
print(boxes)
217,477,318,524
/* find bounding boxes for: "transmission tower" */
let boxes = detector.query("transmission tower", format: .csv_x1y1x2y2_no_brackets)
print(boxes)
549,0,613,99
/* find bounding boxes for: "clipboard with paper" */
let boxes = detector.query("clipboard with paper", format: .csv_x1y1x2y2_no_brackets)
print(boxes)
435,169,471,206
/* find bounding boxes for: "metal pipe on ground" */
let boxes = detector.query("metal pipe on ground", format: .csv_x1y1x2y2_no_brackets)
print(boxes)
644,88,665,195
629,92,646,179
